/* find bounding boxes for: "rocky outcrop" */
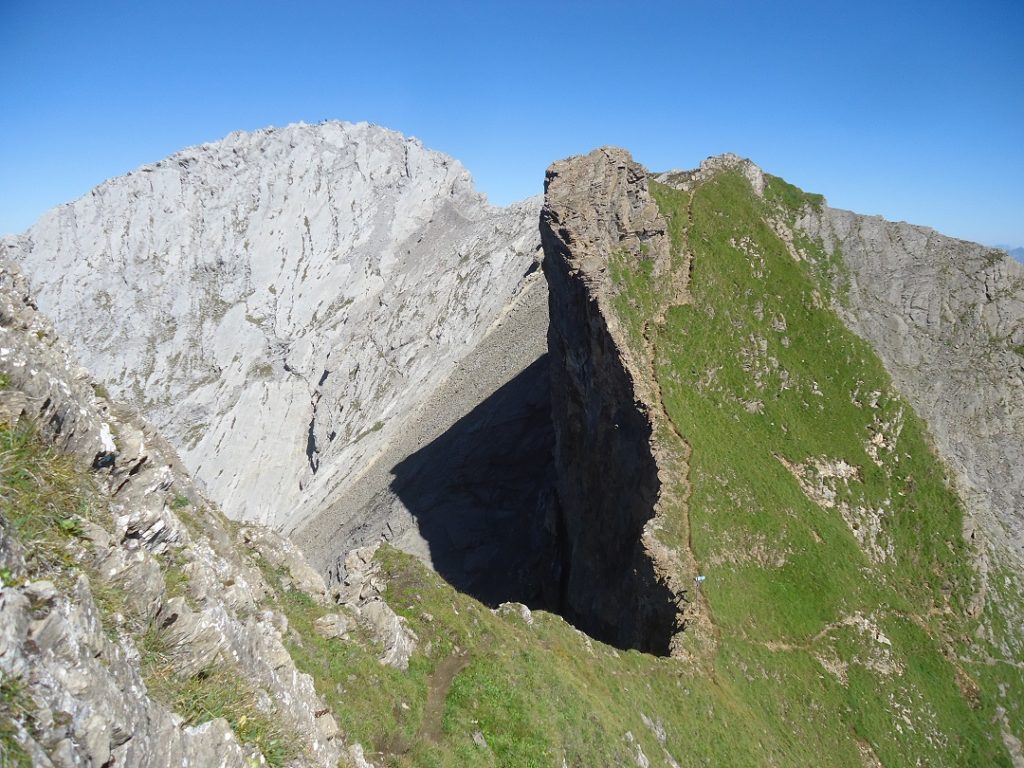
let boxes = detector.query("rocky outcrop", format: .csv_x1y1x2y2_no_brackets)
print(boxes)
3,121,541,557
798,208,1024,574
333,544,418,670
540,148,685,654
0,261,345,766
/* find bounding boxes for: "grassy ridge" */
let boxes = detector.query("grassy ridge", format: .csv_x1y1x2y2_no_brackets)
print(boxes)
642,171,1013,765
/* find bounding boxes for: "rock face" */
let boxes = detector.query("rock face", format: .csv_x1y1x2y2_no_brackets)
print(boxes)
541,148,685,654
799,208,1024,573
3,121,542,553
0,261,347,766
294,270,560,608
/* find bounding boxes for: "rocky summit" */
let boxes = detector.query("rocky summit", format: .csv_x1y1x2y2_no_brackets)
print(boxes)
2,126,1023,767
3,121,541,553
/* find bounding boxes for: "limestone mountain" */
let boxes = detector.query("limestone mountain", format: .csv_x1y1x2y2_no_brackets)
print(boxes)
2,122,542,570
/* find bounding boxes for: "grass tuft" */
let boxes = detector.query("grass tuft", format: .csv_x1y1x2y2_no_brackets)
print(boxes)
0,420,94,576
0,677,33,768
138,629,296,766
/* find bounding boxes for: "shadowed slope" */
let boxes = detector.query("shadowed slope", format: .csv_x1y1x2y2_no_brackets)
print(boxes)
390,354,559,609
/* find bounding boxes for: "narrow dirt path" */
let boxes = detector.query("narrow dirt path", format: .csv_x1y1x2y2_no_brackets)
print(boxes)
637,185,721,653
387,650,472,758
420,651,471,744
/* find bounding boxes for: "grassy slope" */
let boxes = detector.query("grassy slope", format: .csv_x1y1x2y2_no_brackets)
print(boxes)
643,171,1016,765
265,164,1024,768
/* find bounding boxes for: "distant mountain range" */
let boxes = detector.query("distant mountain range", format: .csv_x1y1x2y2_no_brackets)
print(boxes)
996,244,1024,262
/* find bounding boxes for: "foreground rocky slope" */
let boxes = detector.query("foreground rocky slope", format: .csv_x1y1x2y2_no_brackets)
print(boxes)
0,261,425,766
3,122,541,559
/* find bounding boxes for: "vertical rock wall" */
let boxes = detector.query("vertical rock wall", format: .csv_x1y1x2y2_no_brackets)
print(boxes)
541,149,682,654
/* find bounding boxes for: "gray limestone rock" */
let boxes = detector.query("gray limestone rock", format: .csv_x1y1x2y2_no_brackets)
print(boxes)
797,205,1024,577
239,524,328,601
335,543,417,669
0,259,344,765
313,613,350,640
4,121,541,555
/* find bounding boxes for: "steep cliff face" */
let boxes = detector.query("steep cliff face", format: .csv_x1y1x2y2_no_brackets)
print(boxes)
3,122,541,554
539,148,1024,762
798,208,1024,577
540,149,690,655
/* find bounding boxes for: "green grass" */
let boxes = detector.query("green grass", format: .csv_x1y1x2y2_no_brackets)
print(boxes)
0,420,94,577
0,677,33,768
626,170,1012,765
138,629,296,765
252,554,432,758
763,172,826,211
0,411,90,764
608,249,660,352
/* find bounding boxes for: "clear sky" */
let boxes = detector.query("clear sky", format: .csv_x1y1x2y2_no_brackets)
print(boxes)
2,0,1022,245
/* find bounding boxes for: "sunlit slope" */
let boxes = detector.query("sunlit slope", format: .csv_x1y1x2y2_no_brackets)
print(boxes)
314,166,1019,767
611,167,1018,765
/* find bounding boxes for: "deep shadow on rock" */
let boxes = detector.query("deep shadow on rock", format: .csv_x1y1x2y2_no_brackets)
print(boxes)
390,354,562,611
390,352,679,656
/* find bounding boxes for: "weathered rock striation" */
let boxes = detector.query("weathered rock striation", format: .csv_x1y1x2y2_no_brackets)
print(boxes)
798,206,1024,577
3,121,541,556
0,260,402,766
541,148,686,655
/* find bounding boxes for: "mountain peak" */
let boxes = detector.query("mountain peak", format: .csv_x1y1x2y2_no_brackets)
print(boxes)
6,124,541,538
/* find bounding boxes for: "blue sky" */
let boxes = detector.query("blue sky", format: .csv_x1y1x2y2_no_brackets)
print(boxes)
2,0,1022,245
